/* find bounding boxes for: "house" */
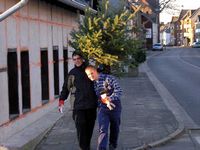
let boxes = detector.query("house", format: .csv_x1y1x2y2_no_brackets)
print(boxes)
178,9,196,46
0,0,97,144
173,8,200,46
160,22,171,46
172,16,182,46
190,7,200,42
128,0,160,49
170,16,179,46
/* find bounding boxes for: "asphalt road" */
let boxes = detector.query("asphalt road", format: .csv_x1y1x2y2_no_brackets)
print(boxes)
147,47,200,126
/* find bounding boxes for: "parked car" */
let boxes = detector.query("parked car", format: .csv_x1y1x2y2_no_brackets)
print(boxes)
192,42,200,48
152,43,163,51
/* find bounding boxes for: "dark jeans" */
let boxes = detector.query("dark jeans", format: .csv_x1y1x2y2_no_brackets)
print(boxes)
73,108,97,150
97,101,121,150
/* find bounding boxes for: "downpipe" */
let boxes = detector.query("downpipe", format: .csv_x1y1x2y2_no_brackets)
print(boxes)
0,0,29,22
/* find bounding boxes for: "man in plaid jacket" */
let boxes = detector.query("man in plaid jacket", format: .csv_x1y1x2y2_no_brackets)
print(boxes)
85,65,122,150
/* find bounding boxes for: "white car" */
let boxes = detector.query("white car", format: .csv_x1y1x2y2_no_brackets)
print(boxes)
152,43,163,51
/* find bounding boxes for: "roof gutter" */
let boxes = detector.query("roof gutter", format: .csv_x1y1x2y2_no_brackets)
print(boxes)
0,0,29,22
58,0,97,14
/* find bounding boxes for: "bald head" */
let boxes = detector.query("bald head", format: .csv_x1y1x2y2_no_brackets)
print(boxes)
85,65,99,81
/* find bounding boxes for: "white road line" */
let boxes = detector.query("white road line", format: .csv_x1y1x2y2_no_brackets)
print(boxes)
178,55,200,71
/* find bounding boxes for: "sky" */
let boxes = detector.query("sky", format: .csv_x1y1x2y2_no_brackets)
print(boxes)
160,0,200,23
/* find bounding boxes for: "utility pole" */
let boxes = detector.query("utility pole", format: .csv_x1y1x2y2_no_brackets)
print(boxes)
155,0,160,43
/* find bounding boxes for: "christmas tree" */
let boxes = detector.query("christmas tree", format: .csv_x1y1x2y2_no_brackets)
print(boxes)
70,0,146,73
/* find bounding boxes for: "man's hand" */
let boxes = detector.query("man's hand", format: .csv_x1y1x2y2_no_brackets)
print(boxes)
100,95,115,110
106,101,116,110
58,100,64,113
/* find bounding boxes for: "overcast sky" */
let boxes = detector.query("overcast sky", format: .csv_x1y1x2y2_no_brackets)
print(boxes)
160,0,199,23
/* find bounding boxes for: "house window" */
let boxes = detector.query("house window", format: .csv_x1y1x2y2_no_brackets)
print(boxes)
40,49,49,104
7,49,19,119
63,47,68,79
53,46,59,96
0,67,7,73
20,51,31,113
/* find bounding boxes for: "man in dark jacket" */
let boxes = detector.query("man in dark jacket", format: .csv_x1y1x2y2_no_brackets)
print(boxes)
59,51,97,150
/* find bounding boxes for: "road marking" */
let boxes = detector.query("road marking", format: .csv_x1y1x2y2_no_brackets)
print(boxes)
178,55,200,71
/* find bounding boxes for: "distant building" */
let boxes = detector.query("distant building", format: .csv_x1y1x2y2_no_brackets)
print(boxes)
170,16,179,46
178,9,196,46
128,0,160,49
164,8,200,47
190,7,200,42
160,23,171,45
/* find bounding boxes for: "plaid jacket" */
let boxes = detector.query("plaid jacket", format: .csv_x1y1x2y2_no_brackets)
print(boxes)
94,73,122,106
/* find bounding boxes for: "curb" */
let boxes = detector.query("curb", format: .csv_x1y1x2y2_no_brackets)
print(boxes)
132,121,185,150
0,104,70,150
22,124,57,150
188,128,200,149
22,102,72,150
22,106,70,150
131,56,186,150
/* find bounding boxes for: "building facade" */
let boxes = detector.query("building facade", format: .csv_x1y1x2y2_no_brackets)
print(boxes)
159,7,200,47
160,23,171,45
0,0,97,143
128,0,160,49
190,8,200,42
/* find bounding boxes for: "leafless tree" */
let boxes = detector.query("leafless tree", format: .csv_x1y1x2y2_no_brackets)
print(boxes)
159,0,182,15
128,0,181,14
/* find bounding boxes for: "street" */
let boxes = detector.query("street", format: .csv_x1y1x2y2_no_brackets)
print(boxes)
147,47,200,126
147,47,200,149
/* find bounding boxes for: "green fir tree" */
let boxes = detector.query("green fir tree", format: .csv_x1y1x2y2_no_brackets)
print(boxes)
69,0,146,73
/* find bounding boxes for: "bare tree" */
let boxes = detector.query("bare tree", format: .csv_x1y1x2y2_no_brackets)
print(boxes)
159,0,182,15
128,0,181,14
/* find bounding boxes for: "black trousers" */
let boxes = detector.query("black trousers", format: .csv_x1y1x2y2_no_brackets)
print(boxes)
73,108,97,150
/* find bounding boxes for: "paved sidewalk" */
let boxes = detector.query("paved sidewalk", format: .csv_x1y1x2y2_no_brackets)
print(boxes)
35,72,183,150
0,49,186,150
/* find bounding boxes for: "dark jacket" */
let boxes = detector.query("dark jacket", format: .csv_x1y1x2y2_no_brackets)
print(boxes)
59,63,97,110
